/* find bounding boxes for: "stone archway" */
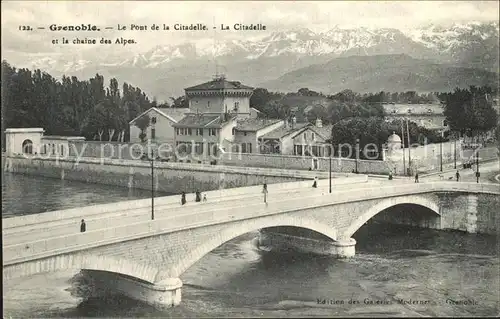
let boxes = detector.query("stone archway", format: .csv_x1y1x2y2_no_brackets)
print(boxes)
22,139,33,154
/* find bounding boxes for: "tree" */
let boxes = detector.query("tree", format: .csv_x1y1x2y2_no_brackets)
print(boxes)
169,96,188,108
444,86,498,141
329,117,388,160
134,115,150,142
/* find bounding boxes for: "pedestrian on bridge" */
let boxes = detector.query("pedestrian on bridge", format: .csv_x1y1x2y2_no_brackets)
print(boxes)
456,170,460,182
195,190,201,202
312,177,318,188
262,183,268,204
414,172,419,183
203,194,207,202
181,192,187,205
80,219,86,233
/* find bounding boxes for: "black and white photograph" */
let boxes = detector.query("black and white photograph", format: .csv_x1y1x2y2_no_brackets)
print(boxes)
2,0,499,317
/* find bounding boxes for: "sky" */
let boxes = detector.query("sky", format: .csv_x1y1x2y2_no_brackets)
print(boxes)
1,1,499,60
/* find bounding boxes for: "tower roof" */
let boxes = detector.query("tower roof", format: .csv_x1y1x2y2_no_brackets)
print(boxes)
387,132,402,143
185,78,253,91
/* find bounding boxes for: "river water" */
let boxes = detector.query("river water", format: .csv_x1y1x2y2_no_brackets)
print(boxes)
2,172,499,317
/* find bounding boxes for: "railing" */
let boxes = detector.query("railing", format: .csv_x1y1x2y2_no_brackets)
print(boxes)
3,182,498,266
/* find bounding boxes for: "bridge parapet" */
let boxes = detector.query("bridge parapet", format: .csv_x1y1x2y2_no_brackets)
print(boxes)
4,181,498,267
3,174,369,230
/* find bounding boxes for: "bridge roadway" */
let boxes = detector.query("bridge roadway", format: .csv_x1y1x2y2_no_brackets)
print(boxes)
3,178,384,245
3,179,498,268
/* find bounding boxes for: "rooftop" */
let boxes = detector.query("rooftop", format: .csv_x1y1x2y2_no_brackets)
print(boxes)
185,77,253,91
308,124,334,140
260,123,310,139
42,136,85,141
129,107,191,124
157,108,191,122
236,118,282,131
173,113,234,128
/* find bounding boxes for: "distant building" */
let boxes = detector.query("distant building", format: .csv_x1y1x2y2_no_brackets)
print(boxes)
168,76,335,160
383,103,449,137
232,118,285,154
129,107,191,144
4,128,85,156
172,113,237,158
184,75,253,119
293,118,334,157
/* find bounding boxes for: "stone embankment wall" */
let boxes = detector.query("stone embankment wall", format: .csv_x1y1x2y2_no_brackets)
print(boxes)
2,155,347,194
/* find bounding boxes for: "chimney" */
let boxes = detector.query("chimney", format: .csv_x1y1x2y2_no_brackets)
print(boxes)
315,118,322,128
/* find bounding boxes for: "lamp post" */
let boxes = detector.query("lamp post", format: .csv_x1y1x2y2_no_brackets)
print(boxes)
440,139,443,172
150,119,156,221
454,132,457,169
151,148,155,220
476,147,480,183
355,138,360,174
401,119,406,175
329,153,332,193
406,118,411,176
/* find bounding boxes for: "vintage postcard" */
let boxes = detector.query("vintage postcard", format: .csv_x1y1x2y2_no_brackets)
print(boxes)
2,1,499,318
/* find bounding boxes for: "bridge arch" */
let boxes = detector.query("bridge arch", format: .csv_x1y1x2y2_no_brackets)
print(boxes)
342,195,440,239
157,215,338,281
3,253,159,284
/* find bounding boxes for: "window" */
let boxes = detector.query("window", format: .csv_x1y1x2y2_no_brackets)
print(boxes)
151,128,156,139
234,102,239,112
304,133,308,142
207,143,218,156
209,128,217,136
294,145,303,155
60,144,64,156
244,132,247,136
196,128,203,136
176,142,187,153
232,127,236,135
187,128,192,136
151,117,157,124
312,132,315,141
207,101,210,108
52,144,55,155
241,143,252,153
195,142,203,154
443,120,448,126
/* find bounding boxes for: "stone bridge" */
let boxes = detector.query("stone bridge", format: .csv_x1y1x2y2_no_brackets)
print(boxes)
3,180,499,309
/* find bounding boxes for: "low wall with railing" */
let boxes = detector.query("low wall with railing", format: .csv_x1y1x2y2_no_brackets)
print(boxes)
219,152,390,174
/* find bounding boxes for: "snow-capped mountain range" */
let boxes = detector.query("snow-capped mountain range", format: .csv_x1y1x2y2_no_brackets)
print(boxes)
9,21,499,99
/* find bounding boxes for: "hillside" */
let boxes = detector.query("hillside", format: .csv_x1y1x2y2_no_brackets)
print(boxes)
260,54,499,94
